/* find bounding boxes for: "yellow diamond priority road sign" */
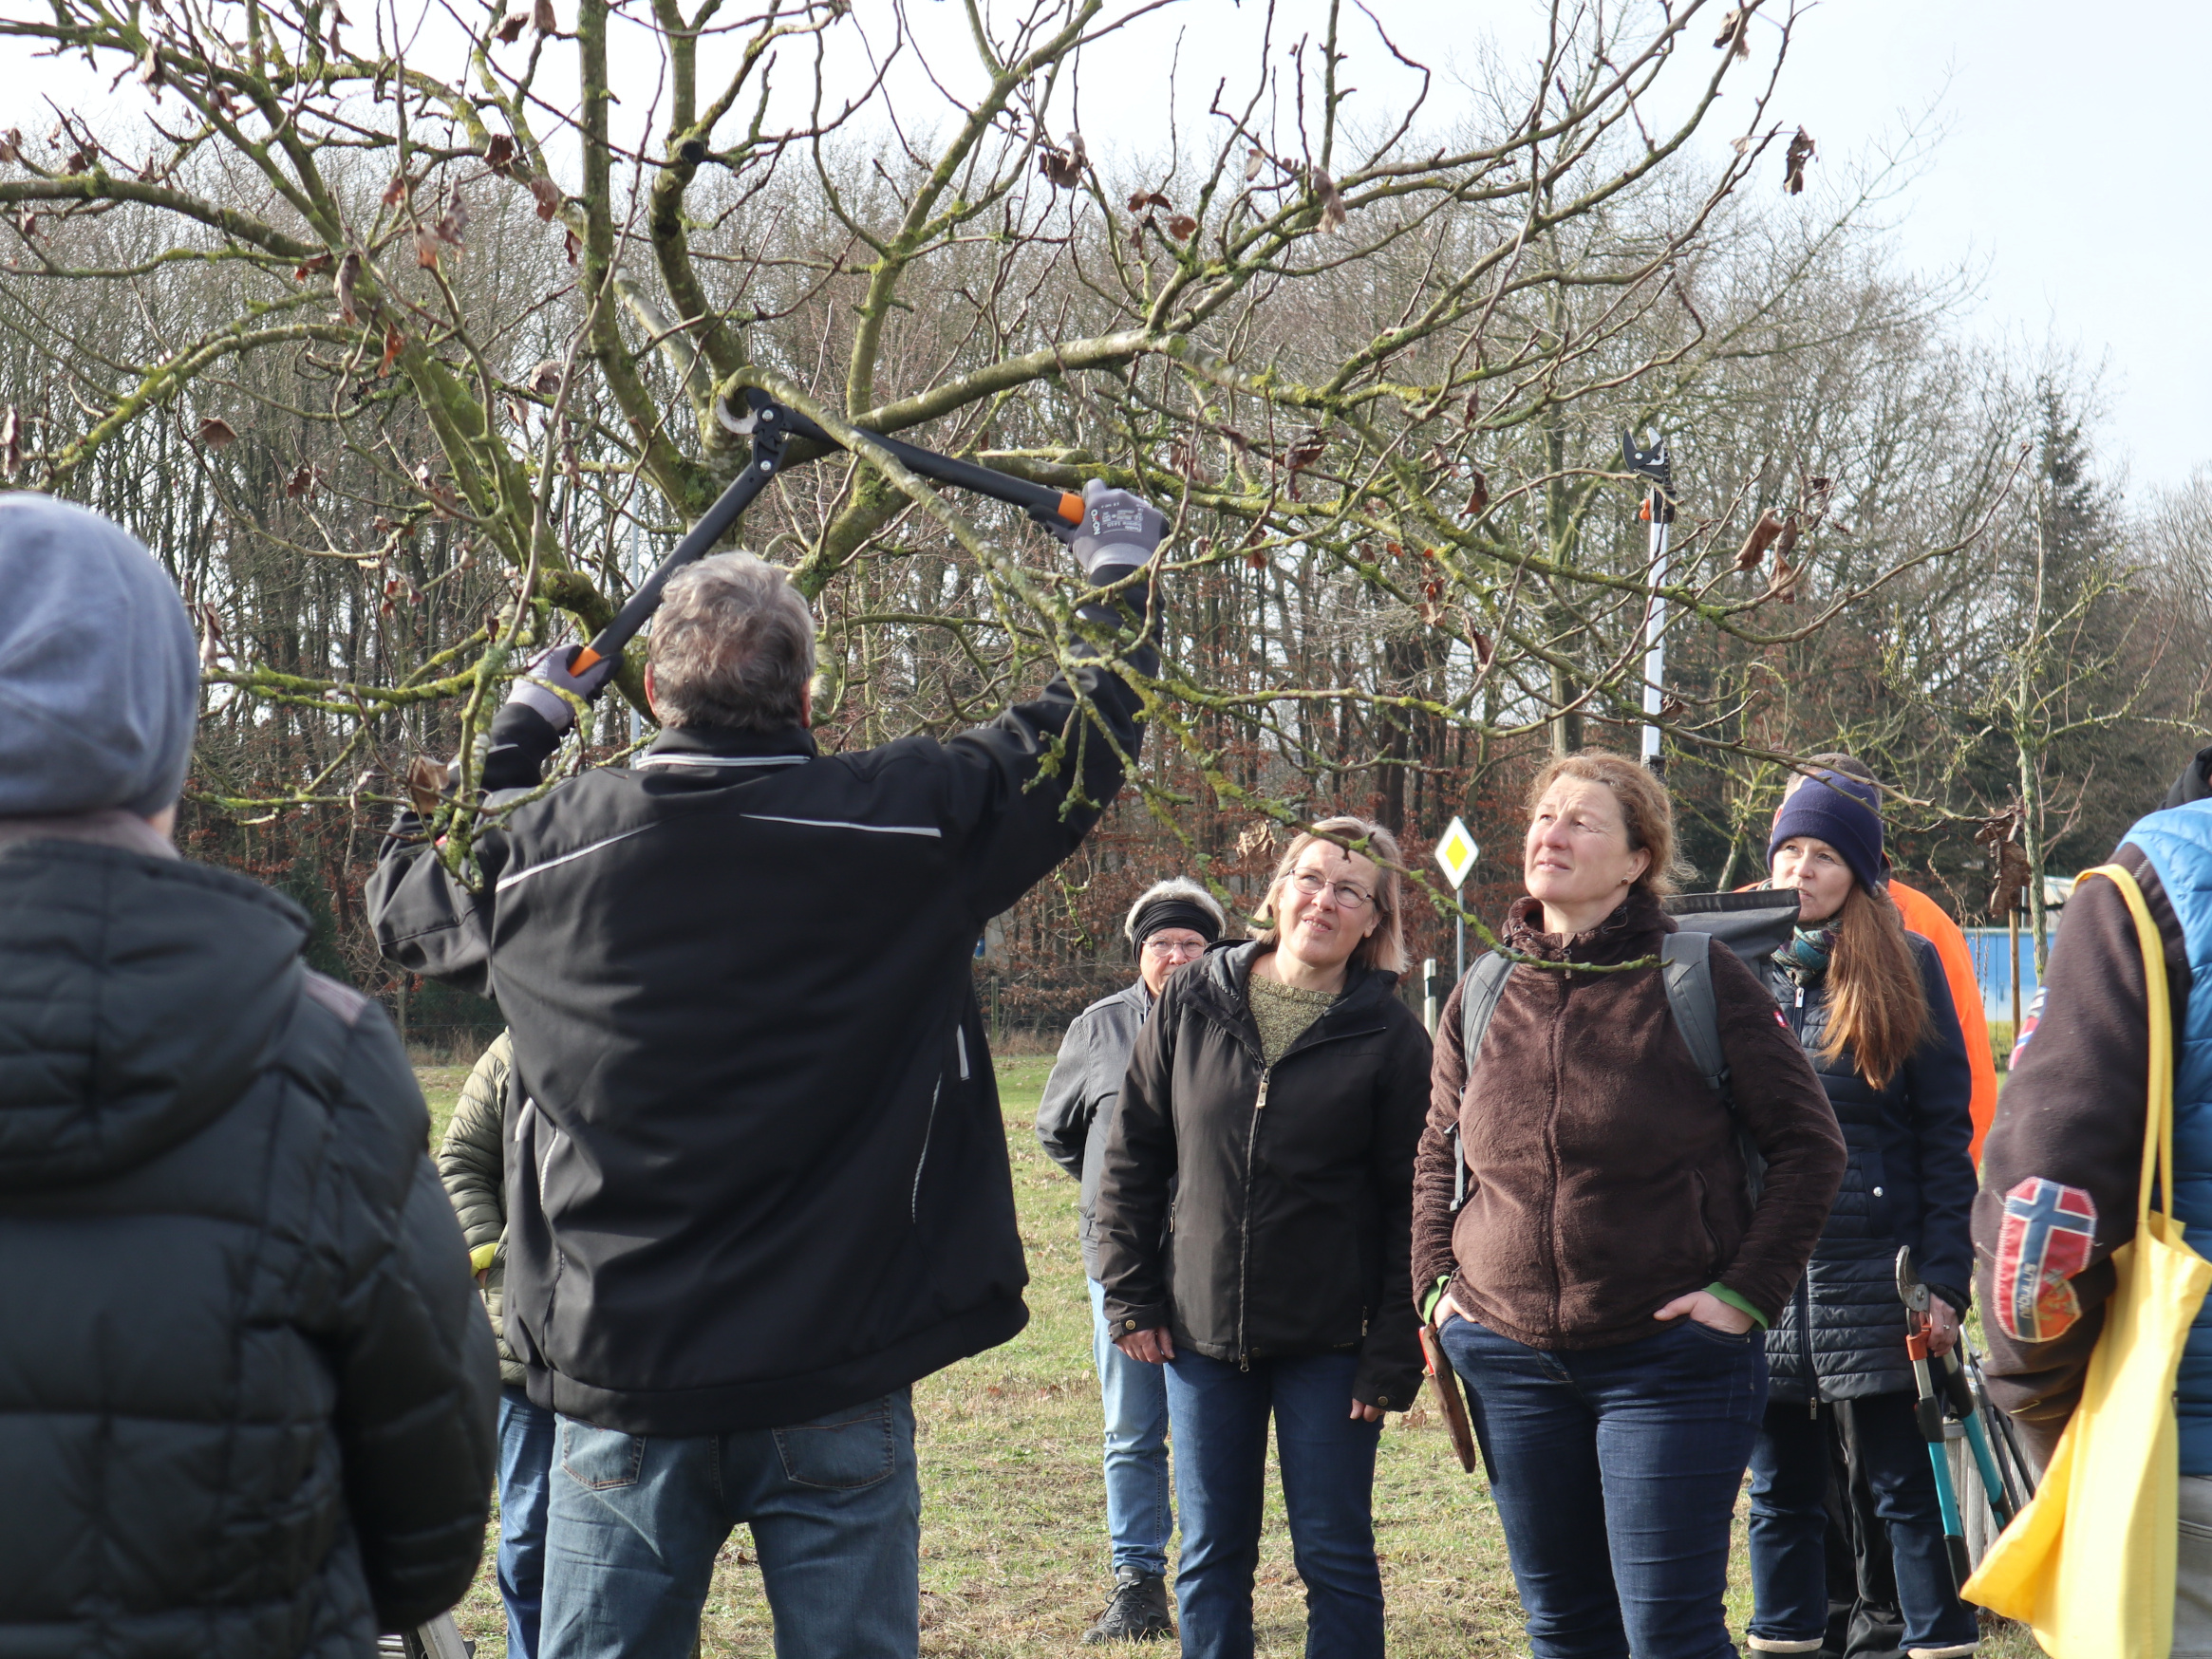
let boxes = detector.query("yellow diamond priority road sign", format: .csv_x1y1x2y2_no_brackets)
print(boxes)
1434,816,1478,890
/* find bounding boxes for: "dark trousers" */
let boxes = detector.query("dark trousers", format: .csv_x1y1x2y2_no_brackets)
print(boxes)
1162,1349,1384,1659
1749,1394,1979,1653
1439,1315,1767,1659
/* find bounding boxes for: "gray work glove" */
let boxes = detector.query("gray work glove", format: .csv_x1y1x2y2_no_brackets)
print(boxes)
504,641,616,736
1054,479,1166,586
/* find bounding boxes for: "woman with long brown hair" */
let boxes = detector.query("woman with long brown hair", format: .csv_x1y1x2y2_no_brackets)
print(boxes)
1746,771,1980,1659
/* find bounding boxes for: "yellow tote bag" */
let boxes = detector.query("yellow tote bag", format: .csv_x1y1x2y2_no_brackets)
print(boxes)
1962,863,2212,1657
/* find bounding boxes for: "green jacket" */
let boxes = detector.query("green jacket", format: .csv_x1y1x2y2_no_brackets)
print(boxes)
437,1031,519,1386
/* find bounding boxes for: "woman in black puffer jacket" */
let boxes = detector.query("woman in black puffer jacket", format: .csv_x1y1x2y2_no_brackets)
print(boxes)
1748,772,1979,1659
1095,816,1431,1659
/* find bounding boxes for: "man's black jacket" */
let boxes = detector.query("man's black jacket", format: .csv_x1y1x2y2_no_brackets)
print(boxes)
368,657,1148,1435
1093,941,1432,1411
0,824,497,1656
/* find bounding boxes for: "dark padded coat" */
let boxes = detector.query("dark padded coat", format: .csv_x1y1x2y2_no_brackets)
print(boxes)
436,1031,522,1387
1094,941,1432,1411
1761,930,1977,1402
0,828,499,1657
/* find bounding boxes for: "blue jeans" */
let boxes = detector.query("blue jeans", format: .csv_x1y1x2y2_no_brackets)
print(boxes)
1088,1277,1173,1578
538,1390,921,1659
497,1386,558,1659
1748,1394,1979,1651
1439,1314,1767,1659
1164,1348,1384,1659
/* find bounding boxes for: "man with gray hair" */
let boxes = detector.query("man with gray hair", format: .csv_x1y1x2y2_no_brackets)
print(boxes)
0,494,497,1655
370,486,1168,1659
1038,877,1228,1643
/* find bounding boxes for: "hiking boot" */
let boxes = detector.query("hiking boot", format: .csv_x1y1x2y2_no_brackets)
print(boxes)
1081,1569,1173,1643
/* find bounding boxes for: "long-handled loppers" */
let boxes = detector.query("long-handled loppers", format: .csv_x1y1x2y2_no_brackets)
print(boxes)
568,388,1086,678
1897,1244,2015,1591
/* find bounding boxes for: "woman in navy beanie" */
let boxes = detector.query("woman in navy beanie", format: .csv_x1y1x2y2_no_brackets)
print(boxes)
1745,770,1982,1659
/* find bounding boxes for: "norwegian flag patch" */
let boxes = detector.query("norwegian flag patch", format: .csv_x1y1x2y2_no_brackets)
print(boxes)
1994,1177,2097,1342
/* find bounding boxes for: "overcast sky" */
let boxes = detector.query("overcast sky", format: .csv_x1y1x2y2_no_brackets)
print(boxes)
14,0,2203,497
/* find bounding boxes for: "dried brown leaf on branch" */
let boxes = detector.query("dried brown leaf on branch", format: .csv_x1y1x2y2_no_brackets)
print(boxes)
293,252,331,281
1466,626,1495,670
1987,839,2033,920
1285,430,1327,472
494,6,527,42
1166,214,1198,241
284,462,324,498
484,134,516,174
0,406,20,477
0,129,19,164
1769,557,1803,604
1773,514,1801,558
196,416,237,449
532,0,557,33
197,601,224,669
1784,127,1815,195
381,173,407,209
136,46,164,97
527,359,564,396
1308,164,1348,233
528,173,562,221
1126,190,1171,212
1037,132,1086,189
1731,135,1754,156
435,193,468,248
1235,821,1277,862
413,227,446,268
1734,508,1784,570
16,208,36,240
1714,8,1750,57
380,324,403,374
1244,147,1265,182
404,755,448,815
1464,470,1490,517
562,229,579,266
334,250,361,322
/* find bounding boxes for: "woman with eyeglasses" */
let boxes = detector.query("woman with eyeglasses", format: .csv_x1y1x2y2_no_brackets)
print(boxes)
1094,817,1432,1659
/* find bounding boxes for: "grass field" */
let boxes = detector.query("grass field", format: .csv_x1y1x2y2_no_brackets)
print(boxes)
415,1056,2041,1657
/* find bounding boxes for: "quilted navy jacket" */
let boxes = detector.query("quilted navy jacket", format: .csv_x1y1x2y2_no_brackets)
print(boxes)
0,831,498,1656
1762,930,1978,1401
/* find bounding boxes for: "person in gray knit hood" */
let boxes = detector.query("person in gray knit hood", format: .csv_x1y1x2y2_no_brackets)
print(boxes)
0,494,497,1655
1038,877,1228,1642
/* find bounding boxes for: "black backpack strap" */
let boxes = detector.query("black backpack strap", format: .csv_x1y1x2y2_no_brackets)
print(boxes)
1450,953,1517,1215
1659,931,1766,1202
1659,932,1728,1097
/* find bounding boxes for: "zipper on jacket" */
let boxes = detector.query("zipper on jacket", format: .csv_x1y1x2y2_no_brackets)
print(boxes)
1235,1065,1269,1370
910,1076,942,1223
1797,1275,1818,1416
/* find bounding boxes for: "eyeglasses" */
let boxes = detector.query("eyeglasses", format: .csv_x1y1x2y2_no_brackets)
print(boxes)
1143,938,1208,960
1290,869,1375,910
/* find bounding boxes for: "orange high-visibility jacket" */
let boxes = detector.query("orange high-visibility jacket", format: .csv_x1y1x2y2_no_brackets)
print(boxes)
1884,879,1997,1165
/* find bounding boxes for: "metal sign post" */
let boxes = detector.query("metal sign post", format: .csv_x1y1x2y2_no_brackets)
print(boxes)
1434,816,1480,984
1623,431,1678,775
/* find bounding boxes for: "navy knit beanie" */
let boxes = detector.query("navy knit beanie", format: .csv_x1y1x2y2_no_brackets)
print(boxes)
1770,772,1884,896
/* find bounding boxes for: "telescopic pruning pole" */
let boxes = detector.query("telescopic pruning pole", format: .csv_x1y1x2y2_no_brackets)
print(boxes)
568,389,1084,677
1623,431,1677,775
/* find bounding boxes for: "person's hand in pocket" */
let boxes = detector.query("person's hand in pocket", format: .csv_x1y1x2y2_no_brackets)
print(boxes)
1653,1289,1755,1334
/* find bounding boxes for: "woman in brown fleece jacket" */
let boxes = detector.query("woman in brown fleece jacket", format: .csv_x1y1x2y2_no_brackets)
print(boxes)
1412,752,1844,1659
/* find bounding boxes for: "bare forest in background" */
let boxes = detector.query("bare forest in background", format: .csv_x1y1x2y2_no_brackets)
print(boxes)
3,0,2208,1049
